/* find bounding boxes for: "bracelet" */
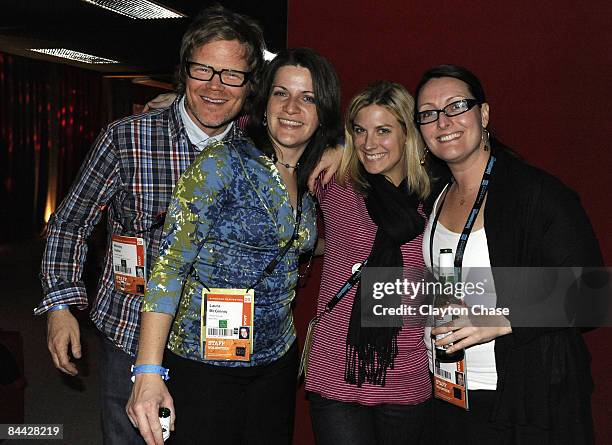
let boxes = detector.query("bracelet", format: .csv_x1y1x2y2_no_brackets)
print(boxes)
48,304,70,312
130,364,170,382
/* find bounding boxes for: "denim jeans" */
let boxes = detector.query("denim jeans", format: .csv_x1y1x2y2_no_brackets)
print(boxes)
308,392,431,445
99,334,145,445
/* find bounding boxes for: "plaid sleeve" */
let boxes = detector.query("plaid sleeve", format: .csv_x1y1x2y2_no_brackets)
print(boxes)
35,127,120,315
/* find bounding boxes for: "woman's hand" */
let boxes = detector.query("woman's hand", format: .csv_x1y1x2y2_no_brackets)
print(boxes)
143,92,178,112
432,313,512,354
308,144,344,194
126,374,175,445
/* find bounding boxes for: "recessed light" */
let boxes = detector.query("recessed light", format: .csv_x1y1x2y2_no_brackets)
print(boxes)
29,48,119,64
82,0,185,20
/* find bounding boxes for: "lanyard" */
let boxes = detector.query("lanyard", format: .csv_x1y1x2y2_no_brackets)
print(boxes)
429,155,496,281
194,194,303,292
298,257,368,379
325,258,369,313
247,194,303,291
192,142,305,292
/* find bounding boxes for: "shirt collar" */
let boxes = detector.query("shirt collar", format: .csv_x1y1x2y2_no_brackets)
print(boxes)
179,96,233,151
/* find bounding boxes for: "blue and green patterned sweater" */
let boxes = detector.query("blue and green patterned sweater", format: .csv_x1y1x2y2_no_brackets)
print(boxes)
142,135,316,366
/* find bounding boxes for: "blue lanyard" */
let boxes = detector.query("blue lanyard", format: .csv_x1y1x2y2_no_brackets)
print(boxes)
325,258,369,313
429,155,496,281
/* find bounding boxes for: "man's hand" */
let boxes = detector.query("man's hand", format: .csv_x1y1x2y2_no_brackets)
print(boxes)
143,93,178,112
308,145,344,194
47,309,81,376
126,374,175,445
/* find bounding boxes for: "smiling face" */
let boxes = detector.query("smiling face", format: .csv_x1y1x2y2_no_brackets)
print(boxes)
417,77,489,166
352,104,406,186
265,65,319,158
184,39,249,136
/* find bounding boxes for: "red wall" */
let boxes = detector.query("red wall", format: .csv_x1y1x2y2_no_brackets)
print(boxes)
288,1,612,443
288,0,611,262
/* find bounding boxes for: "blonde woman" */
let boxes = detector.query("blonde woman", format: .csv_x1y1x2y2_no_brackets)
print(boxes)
306,81,433,444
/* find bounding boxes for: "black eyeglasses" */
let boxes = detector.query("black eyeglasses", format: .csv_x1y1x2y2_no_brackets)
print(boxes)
185,61,251,87
415,99,481,125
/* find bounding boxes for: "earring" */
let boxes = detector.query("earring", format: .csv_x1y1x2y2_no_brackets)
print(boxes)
420,147,429,166
263,112,267,127
482,127,491,152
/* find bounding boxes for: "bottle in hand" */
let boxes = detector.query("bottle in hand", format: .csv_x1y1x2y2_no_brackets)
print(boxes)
433,248,465,363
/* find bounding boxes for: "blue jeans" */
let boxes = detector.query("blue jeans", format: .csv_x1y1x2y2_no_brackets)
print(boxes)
308,392,431,445
99,334,145,445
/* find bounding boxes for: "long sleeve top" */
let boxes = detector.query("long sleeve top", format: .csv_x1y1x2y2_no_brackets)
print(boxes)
484,149,603,439
36,97,241,356
305,175,431,404
142,138,317,367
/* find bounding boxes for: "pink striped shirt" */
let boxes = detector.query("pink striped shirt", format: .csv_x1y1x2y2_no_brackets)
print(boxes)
305,175,432,405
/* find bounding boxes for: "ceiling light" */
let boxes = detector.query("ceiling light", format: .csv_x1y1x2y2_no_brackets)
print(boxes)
82,0,185,19
29,48,119,64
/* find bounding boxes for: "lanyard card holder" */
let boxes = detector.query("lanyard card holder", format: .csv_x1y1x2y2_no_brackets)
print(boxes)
198,219,300,363
111,234,147,296
428,155,495,410
201,288,255,362
432,337,470,410
197,163,304,363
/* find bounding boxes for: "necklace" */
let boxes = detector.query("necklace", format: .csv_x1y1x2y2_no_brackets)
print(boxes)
272,153,299,169
452,182,477,206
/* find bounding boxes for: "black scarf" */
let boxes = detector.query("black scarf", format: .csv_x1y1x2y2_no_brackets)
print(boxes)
345,173,425,387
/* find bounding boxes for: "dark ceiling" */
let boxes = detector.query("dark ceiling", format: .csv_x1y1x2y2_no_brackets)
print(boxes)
0,0,287,84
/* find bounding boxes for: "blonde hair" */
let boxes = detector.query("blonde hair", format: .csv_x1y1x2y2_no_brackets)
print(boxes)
338,81,430,199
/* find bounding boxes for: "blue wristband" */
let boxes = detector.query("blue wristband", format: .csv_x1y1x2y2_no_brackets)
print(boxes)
48,304,70,312
131,364,170,382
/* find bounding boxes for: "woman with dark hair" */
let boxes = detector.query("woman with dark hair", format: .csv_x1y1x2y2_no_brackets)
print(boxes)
247,47,343,195
305,81,433,444
415,64,602,443
127,48,342,445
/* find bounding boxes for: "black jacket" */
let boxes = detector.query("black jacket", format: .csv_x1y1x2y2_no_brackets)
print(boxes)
484,149,602,441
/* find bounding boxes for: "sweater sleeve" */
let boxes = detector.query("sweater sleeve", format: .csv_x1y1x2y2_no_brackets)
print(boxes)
142,144,233,316
509,174,604,345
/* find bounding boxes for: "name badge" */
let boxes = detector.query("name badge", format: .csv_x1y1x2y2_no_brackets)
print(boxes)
432,338,469,410
111,234,147,296
201,288,254,362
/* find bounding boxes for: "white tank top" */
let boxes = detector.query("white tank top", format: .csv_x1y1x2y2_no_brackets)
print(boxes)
422,186,498,390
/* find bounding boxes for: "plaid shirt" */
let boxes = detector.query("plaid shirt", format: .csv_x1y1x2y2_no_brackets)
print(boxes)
36,98,243,356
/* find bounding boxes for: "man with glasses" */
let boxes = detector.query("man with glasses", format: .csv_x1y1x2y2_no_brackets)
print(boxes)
35,6,265,443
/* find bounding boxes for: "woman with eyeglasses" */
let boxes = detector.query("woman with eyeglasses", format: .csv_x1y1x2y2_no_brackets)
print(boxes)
305,81,434,444
127,48,342,445
415,64,602,444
